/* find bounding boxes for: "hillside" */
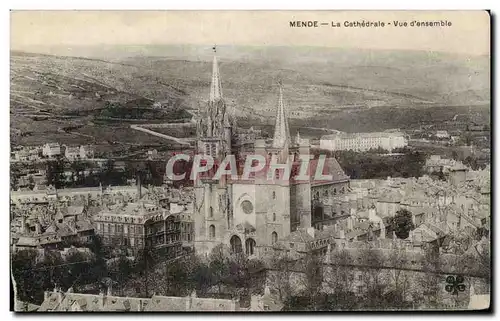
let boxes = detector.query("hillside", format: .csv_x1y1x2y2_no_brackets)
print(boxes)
10,46,490,148
10,51,193,151
117,46,489,120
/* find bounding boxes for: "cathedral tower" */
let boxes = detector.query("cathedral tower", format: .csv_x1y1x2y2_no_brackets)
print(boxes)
194,47,234,256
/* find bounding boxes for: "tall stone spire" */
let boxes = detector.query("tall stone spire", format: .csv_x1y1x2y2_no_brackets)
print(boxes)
272,81,291,149
209,45,223,102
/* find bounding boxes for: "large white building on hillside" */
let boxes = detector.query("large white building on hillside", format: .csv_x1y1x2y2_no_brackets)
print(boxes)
320,131,408,152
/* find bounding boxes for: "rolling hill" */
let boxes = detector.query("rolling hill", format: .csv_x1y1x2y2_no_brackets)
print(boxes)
10,45,490,149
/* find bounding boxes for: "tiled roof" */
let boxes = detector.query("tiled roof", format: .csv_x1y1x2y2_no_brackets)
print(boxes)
283,229,314,244
39,291,239,312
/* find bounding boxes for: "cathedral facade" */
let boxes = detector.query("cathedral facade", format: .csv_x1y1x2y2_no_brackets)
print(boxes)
193,50,351,258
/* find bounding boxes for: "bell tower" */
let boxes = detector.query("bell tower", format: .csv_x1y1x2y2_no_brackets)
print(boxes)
194,46,234,256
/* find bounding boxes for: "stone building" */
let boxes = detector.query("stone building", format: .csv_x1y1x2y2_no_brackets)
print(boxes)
191,49,350,258
93,202,182,257
42,143,61,158
37,286,281,311
320,130,407,152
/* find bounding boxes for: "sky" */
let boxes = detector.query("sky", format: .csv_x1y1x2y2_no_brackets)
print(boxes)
11,11,490,56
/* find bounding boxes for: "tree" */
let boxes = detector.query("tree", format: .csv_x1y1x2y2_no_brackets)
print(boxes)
358,247,388,309
323,249,356,310
12,249,42,303
267,248,293,302
390,209,415,239
387,247,411,307
417,246,442,308
208,244,231,294
46,158,66,188
302,253,323,303
108,254,133,296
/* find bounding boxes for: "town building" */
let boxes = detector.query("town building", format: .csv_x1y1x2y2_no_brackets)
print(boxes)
11,146,42,162
37,285,281,311
319,130,407,152
435,130,450,139
79,145,95,159
12,205,94,251
64,146,81,161
93,202,183,257
42,143,61,158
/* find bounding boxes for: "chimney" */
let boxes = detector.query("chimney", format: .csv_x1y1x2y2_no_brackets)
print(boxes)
306,227,315,238
35,222,41,235
230,298,239,311
44,291,50,302
57,290,64,305
99,288,105,308
264,285,271,297
137,174,142,200
325,244,331,263
20,216,26,234
107,283,112,296
368,207,376,222
250,295,260,311
347,217,353,231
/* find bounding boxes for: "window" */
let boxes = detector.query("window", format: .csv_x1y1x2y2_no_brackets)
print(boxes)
272,213,276,222
209,225,216,239
333,188,337,195
241,200,254,214
209,206,214,218
272,191,276,199
271,232,278,244
275,169,280,180
211,143,217,157
245,238,256,256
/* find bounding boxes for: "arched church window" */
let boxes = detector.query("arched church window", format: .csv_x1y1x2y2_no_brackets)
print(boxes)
241,200,254,214
333,188,337,195
230,235,242,253
245,238,256,256
209,225,216,239
209,206,213,218
271,231,278,245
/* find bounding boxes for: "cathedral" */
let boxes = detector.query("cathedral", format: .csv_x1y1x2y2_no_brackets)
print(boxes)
193,49,351,257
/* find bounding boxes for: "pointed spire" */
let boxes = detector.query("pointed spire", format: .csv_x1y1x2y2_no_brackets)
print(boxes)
272,80,291,149
209,45,223,102
295,131,302,145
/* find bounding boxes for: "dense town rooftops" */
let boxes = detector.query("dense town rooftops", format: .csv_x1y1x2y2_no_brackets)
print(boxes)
38,290,253,311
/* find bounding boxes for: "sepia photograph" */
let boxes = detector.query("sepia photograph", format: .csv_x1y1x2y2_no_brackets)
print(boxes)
9,10,491,312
